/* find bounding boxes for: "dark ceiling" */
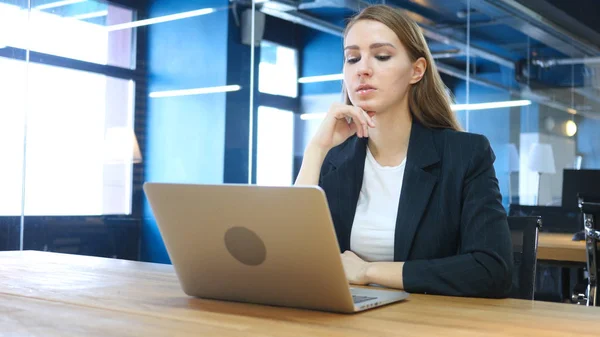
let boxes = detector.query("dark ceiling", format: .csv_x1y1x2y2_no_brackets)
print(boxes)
276,0,600,116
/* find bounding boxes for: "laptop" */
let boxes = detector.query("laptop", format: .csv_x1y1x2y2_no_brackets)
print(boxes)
143,182,409,313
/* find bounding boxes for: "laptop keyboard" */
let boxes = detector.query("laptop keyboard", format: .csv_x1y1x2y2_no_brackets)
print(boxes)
352,295,377,304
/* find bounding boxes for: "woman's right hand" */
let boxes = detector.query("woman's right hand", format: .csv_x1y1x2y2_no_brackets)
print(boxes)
309,102,376,152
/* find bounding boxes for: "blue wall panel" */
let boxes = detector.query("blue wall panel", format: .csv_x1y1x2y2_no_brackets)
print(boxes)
142,0,229,263
301,30,343,96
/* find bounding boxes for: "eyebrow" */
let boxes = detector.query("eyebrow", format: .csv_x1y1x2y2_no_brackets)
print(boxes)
343,42,396,51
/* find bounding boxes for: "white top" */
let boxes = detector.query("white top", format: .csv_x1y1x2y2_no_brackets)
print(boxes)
350,147,406,262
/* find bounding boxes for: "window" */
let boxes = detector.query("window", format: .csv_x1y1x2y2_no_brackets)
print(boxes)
0,57,135,216
256,106,294,186
259,41,298,98
0,1,135,68
0,1,138,216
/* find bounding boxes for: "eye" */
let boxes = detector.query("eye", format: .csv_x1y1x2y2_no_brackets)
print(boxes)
376,55,391,61
345,56,360,64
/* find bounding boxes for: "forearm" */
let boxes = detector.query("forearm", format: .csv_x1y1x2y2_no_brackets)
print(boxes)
294,144,329,186
365,262,405,290
403,252,511,298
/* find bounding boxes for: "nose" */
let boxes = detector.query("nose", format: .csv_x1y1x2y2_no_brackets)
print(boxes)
356,58,373,78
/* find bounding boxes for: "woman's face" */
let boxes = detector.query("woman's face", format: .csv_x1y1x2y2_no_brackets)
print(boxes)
343,19,424,116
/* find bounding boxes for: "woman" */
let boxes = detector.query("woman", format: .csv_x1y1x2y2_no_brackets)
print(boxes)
295,5,513,298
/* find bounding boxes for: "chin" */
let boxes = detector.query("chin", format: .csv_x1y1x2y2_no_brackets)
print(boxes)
354,101,379,112
350,98,377,111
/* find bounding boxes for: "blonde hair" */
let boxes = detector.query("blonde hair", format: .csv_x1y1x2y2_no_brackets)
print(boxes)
343,5,462,131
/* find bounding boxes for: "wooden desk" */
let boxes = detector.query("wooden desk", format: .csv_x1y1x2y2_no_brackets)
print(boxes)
1,251,600,336
537,233,586,263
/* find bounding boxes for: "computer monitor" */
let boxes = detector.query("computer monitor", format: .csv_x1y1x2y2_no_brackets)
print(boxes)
562,169,600,211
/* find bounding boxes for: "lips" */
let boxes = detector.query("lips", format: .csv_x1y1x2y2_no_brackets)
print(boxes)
356,84,376,92
356,84,376,97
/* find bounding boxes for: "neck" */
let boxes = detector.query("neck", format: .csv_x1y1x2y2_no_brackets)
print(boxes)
367,102,412,167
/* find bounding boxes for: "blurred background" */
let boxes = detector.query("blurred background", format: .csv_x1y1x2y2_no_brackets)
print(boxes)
1,0,599,297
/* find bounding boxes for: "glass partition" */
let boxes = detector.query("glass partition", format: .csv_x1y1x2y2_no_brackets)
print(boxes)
4,0,599,263
0,0,253,263
247,0,600,210
0,0,28,251
462,0,600,207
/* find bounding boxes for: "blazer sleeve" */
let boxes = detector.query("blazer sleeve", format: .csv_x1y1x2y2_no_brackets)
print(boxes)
402,135,513,298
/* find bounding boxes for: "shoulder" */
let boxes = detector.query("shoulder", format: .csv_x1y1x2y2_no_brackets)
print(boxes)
319,136,366,184
325,136,355,161
429,128,495,176
433,128,493,159
322,136,363,168
434,127,491,150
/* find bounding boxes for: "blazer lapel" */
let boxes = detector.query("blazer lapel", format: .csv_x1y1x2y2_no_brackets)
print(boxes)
394,121,440,261
325,136,368,251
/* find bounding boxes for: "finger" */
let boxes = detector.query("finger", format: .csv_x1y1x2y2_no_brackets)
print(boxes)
345,250,359,259
356,108,374,128
333,107,355,121
361,123,367,138
351,113,365,138
352,108,369,128
357,111,372,136
363,110,376,128
349,115,363,138
336,106,368,128
350,119,361,138
357,120,364,138
348,121,358,137
335,107,367,137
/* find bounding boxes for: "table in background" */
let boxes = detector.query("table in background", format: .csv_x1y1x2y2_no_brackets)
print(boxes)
537,232,586,264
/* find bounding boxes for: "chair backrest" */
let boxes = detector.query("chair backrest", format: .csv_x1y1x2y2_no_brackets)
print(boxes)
579,195,600,306
507,216,542,300
508,204,579,233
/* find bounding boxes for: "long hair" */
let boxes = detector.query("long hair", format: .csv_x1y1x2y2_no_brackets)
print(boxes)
343,5,462,131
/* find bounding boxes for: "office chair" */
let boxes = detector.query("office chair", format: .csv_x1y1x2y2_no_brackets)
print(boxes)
508,216,542,300
579,195,600,306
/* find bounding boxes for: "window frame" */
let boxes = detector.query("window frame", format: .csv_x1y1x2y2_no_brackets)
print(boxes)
251,39,301,184
0,2,144,219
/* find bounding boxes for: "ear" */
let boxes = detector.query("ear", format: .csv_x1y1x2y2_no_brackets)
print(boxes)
409,57,427,84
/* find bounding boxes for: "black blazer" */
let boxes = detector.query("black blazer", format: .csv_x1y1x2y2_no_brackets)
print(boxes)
318,120,513,298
